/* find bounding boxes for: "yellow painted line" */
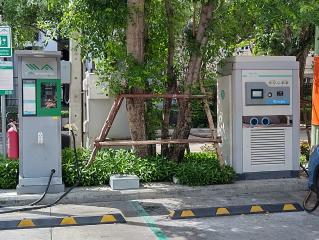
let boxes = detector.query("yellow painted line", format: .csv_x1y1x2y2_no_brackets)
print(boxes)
250,205,264,213
101,215,117,223
17,219,35,228
283,204,297,211
168,210,175,218
181,210,195,218
216,207,230,215
60,216,77,225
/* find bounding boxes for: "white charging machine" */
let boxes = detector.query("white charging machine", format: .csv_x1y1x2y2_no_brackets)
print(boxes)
217,56,300,179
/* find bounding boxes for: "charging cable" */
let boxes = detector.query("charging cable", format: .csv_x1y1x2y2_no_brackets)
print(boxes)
0,126,81,214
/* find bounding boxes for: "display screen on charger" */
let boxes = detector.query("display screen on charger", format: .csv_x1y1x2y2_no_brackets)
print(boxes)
251,89,263,99
41,82,57,109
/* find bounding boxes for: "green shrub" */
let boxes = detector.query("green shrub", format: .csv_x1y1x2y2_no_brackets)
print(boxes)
62,148,177,186
61,110,69,118
62,148,91,186
174,152,235,186
300,154,308,166
62,149,235,187
0,149,235,189
300,141,310,165
0,158,18,189
300,141,310,161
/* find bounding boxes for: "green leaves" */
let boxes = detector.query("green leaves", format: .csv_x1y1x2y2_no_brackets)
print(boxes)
0,149,235,189
61,148,235,187
0,158,18,189
2,0,66,48
61,148,177,186
240,0,319,56
174,152,235,186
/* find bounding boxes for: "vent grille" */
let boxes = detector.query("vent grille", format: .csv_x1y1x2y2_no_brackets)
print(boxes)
250,128,285,166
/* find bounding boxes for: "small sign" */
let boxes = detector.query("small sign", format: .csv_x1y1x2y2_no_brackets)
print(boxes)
0,35,8,47
0,61,13,94
0,26,12,57
0,90,13,95
22,80,36,116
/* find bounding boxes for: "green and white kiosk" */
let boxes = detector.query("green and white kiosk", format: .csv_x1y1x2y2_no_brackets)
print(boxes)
15,51,64,194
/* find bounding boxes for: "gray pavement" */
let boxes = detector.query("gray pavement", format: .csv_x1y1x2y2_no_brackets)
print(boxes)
0,185,318,239
0,178,308,206
0,128,315,239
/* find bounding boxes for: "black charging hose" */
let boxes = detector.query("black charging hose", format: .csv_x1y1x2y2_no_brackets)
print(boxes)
0,129,81,214
29,169,56,206
0,168,56,209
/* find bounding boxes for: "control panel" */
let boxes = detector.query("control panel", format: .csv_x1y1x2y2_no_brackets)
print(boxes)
245,82,290,106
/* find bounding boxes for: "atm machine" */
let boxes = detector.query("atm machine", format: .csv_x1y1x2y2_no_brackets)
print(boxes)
15,51,64,194
217,56,300,179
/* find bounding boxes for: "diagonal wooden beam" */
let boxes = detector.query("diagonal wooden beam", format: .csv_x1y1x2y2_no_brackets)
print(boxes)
86,96,124,167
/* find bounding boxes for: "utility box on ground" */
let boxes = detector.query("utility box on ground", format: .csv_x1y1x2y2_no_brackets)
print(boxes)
15,50,64,194
217,56,300,179
109,175,140,190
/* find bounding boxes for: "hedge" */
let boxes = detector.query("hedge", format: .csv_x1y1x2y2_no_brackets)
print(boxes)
0,149,235,189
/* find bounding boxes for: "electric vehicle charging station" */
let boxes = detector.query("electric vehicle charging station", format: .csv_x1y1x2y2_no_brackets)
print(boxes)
217,56,300,179
15,50,64,194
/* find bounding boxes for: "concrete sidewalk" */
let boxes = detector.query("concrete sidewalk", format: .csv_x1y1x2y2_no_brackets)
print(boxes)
0,182,316,240
0,178,307,207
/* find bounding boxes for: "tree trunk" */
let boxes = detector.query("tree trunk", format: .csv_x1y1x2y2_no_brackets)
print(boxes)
294,25,315,96
161,0,176,156
292,25,315,145
126,0,148,157
297,46,310,101
295,38,312,146
297,48,311,145
169,2,215,161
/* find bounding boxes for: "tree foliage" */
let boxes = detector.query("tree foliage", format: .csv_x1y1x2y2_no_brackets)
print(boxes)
244,0,319,56
2,0,319,160
1,0,65,47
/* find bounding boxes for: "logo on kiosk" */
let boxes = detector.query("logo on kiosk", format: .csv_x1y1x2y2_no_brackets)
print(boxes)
22,58,58,78
26,64,54,71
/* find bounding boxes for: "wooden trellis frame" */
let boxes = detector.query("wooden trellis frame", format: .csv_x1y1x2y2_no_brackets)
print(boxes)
86,93,223,167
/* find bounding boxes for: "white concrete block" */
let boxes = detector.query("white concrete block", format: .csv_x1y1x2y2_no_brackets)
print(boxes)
109,175,140,190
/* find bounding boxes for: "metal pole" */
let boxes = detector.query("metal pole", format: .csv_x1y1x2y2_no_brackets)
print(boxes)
0,15,5,157
1,95,6,157
311,26,319,147
0,14,5,156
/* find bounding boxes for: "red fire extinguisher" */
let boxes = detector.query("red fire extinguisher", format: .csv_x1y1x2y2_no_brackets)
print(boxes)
7,122,19,159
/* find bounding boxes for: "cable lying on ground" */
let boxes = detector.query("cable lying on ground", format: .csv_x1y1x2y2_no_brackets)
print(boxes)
0,129,81,214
